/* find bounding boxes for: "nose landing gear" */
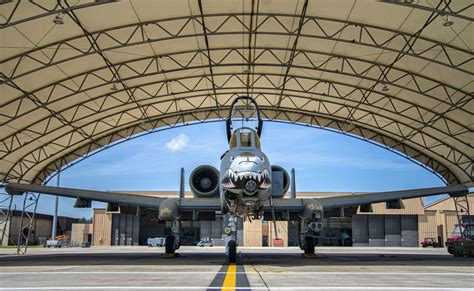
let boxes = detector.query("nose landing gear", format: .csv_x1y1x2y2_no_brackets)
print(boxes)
225,214,238,263
227,238,237,263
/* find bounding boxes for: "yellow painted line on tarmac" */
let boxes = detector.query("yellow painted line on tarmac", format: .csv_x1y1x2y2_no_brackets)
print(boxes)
221,263,236,290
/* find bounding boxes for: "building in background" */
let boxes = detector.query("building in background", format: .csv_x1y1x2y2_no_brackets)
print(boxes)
0,210,77,246
71,222,93,246
423,196,474,245
81,192,473,248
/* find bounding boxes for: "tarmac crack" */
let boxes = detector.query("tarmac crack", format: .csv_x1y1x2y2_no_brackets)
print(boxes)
242,252,269,291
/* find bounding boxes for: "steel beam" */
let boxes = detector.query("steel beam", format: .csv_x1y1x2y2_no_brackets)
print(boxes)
3,74,469,184
2,13,471,82
16,192,40,255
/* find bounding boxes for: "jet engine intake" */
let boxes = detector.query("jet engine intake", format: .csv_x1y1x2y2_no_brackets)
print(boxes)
270,165,290,197
189,165,220,198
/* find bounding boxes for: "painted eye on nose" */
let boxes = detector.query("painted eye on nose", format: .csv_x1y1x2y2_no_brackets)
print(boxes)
229,156,234,162
260,156,265,162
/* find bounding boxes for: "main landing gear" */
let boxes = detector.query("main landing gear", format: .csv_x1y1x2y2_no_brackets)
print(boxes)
164,221,180,257
304,236,315,255
299,219,323,257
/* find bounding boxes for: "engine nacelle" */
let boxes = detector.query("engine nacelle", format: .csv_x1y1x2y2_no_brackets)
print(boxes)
270,165,290,197
189,165,220,198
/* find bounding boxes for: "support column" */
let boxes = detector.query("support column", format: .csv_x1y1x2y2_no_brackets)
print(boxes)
16,192,40,255
51,171,60,241
0,191,14,246
453,195,472,239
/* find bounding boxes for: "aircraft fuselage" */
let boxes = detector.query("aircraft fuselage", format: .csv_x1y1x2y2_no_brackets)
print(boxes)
219,127,272,216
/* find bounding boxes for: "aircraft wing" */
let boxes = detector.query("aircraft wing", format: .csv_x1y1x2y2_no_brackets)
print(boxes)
2,182,298,212
317,185,469,209
3,182,166,209
2,183,470,214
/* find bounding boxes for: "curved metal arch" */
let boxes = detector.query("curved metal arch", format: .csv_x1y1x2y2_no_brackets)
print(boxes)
2,69,469,164
1,4,471,190
7,90,467,185
3,55,470,158
3,12,471,83
2,45,470,124
2,74,468,160
1,88,466,183
3,85,470,187
32,106,454,186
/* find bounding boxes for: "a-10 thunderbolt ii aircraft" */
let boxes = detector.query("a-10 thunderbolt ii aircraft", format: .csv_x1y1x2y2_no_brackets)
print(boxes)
2,96,469,263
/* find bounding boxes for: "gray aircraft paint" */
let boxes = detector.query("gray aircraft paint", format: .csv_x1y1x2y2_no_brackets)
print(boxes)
219,127,272,214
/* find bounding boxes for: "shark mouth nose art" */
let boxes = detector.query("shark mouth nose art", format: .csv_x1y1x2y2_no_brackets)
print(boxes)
221,168,272,190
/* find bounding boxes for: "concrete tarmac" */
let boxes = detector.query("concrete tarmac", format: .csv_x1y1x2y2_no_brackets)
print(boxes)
0,246,473,290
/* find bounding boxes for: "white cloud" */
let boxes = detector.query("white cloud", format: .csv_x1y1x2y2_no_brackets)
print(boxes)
166,133,189,151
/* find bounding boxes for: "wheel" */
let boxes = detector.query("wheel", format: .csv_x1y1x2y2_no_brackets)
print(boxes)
453,247,461,257
304,236,315,255
165,235,176,254
228,240,237,264
447,246,454,254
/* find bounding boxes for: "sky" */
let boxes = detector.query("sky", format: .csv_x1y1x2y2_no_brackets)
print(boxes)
6,121,447,219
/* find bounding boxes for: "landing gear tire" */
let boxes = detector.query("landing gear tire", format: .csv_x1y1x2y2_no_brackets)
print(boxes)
165,235,176,254
453,245,462,257
447,246,454,255
304,236,315,255
228,240,237,264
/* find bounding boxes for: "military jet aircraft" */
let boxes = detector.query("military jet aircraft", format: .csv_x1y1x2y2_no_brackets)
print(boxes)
2,96,469,263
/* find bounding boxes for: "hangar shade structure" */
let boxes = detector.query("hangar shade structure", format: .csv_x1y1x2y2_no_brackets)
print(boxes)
0,0,472,186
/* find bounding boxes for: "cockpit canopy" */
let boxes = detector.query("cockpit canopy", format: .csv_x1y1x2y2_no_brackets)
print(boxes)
229,127,261,149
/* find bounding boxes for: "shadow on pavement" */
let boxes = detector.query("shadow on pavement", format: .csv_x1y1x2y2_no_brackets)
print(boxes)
1,250,473,267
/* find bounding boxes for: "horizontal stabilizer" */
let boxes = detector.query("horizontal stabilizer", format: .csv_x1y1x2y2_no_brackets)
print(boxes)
386,199,404,209
106,203,120,213
359,204,373,213
74,198,91,208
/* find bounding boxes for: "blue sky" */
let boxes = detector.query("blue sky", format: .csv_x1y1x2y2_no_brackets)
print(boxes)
8,121,446,219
